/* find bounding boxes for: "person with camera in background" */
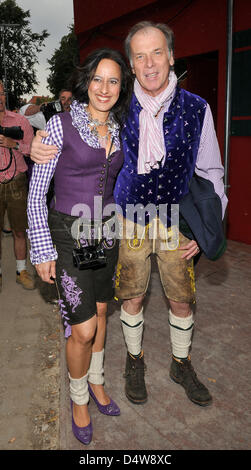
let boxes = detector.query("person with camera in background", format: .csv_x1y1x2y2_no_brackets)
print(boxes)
20,89,73,130
20,89,73,197
58,89,73,112
27,49,133,445
39,89,73,122
0,80,35,292
19,98,46,132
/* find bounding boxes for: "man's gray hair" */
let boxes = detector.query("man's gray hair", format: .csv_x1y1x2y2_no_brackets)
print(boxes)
124,21,174,64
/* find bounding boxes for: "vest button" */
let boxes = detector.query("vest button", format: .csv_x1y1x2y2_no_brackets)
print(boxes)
99,190,103,195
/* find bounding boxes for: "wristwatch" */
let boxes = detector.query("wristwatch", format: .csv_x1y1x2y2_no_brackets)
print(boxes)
14,142,20,151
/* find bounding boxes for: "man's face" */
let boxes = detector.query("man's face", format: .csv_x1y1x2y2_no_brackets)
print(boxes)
130,27,174,97
0,84,6,113
60,91,72,111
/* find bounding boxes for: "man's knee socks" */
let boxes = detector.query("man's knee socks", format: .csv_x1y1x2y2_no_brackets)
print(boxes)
168,309,194,359
120,306,144,356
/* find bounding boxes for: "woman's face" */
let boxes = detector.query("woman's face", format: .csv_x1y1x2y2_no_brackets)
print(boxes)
87,58,121,119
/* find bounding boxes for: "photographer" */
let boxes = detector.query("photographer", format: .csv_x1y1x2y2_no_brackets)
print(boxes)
58,89,72,112
19,100,46,132
20,89,72,128
0,80,35,292
40,89,72,122
20,90,72,190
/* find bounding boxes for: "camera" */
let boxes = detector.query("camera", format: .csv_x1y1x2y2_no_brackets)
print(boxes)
40,100,63,122
73,244,107,270
0,125,24,140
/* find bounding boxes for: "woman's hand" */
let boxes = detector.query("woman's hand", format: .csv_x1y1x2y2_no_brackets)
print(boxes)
35,260,56,284
179,239,200,260
30,130,58,164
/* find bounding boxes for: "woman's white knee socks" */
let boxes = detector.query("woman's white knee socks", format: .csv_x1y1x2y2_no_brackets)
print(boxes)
68,372,89,405
88,349,105,385
69,348,106,404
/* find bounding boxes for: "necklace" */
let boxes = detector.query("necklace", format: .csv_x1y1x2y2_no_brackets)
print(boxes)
86,113,110,127
82,103,119,149
85,105,115,148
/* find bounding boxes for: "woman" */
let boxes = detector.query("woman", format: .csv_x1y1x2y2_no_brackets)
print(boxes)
27,48,133,445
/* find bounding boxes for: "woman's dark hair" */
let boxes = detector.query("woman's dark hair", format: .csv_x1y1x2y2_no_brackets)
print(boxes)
69,48,134,128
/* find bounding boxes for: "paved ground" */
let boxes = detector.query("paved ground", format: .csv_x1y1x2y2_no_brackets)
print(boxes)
0,234,250,452
0,233,60,450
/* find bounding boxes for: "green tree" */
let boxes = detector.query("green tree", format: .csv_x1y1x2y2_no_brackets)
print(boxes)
47,25,79,98
0,0,49,109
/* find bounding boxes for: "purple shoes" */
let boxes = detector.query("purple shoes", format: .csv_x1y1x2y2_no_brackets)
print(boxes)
71,386,120,445
71,400,93,445
88,383,120,416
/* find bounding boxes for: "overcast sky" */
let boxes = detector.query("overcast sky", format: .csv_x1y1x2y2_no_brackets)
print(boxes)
15,0,74,99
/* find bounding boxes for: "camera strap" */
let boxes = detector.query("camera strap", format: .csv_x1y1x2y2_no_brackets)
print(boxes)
77,136,115,247
102,136,114,205
0,149,17,183
0,148,13,172
92,136,114,244
63,137,115,248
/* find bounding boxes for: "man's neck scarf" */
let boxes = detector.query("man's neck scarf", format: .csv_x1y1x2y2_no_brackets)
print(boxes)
134,71,178,174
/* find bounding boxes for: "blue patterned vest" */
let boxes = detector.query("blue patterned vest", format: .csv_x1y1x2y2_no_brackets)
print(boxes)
114,87,207,227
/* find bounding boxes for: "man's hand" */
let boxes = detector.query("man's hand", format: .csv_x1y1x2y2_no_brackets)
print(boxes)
30,130,58,164
35,260,56,284
179,239,200,260
0,135,16,149
24,104,42,116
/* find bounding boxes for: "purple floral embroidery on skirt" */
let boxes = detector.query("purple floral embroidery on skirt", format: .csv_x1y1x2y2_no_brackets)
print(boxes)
61,269,83,312
59,269,83,338
58,299,72,338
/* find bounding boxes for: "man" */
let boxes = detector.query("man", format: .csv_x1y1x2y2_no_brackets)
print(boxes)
19,99,47,132
0,80,35,292
58,89,72,112
29,22,227,407
20,90,72,194
38,89,73,118
19,89,72,130
113,21,226,407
